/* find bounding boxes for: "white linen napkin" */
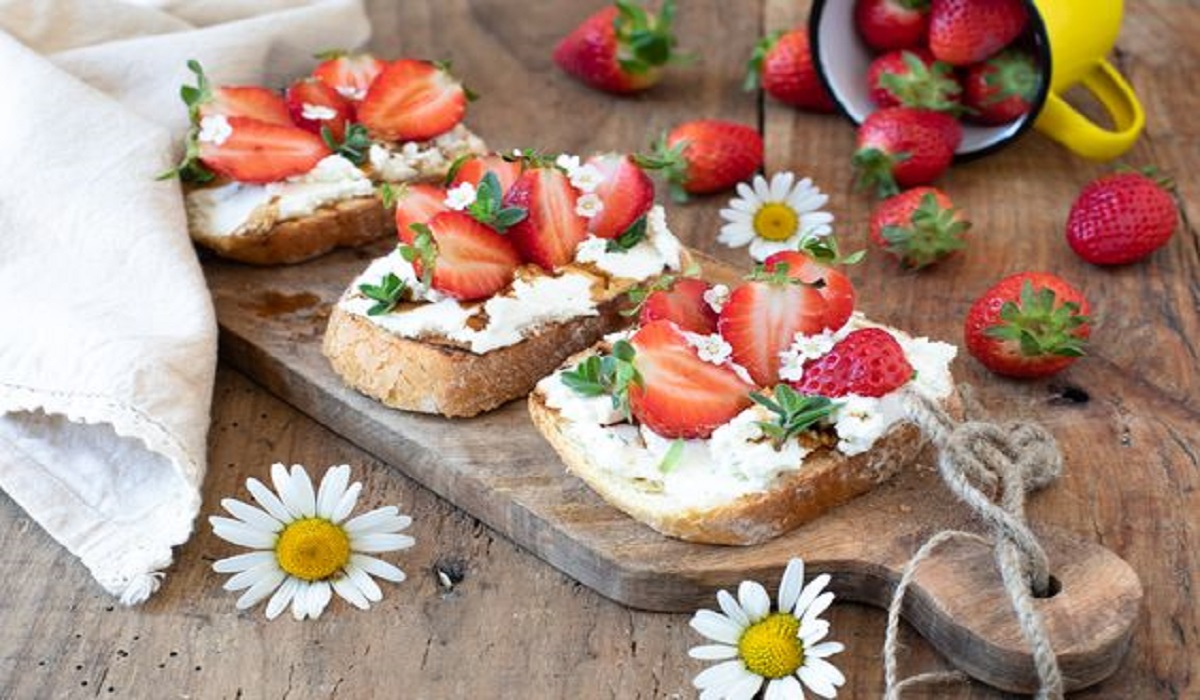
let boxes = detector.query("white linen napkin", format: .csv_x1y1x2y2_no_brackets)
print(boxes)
0,0,370,604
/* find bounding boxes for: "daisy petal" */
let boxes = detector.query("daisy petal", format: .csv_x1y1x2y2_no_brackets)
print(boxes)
246,477,292,523
748,238,794,262
332,575,371,610
291,582,313,620
265,577,300,620
221,498,283,533
728,196,759,213
694,659,751,690
800,619,830,646
752,175,771,201
765,675,803,700
799,661,841,698
726,673,765,700
801,592,835,626
350,553,406,583
793,574,831,617
735,181,756,201
805,657,846,688
212,550,275,574
235,568,285,610
770,172,795,200
222,561,280,592
690,609,743,645
345,562,384,602
688,644,739,661
350,532,416,553
778,558,805,614
806,641,845,660
344,506,411,534
717,589,750,627
315,465,350,519
737,581,771,623
719,223,755,248
210,517,276,549
288,465,318,517
306,580,333,619
718,208,754,224
329,482,363,523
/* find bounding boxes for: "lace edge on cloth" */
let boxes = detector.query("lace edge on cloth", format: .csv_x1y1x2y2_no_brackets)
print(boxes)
0,381,204,605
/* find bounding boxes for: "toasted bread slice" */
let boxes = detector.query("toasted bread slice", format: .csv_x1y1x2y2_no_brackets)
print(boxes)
528,323,960,545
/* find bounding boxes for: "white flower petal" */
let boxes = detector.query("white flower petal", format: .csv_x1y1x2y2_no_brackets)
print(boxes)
719,208,754,223
332,575,371,610
344,506,406,534
806,641,844,660
690,609,744,645
330,482,363,523
212,550,275,574
793,574,831,617
805,656,846,688
801,592,835,626
694,659,752,691
748,237,795,262
716,589,750,628
245,477,293,523
291,582,313,620
345,562,384,602
235,568,285,610
350,553,407,583
765,675,804,700
718,223,756,247
221,561,280,592
726,674,765,700
288,465,318,517
210,517,277,549
315,465,350,519
265,577,300,620
770,172,795,200
800,619,830,647
689,644,739,661
801,211,835,226
738,581,771,623
350,532,416,553
221,498,283,533
799,659,843,698
735,181,757,202
305,580,333,619
778,558,805,614
752,175,772,201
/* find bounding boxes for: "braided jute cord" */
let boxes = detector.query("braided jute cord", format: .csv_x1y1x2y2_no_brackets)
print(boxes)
882,390,1066,700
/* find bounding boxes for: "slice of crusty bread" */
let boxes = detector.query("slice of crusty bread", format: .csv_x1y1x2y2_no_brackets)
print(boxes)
191,195,394,266
528,352,961,546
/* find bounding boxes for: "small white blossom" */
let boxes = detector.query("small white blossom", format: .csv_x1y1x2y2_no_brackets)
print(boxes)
569,163,604,193
301,103,338,122
197,114,233,146
683,332,734,366
703,284,731,314
778,330,839,382
444,182,477,211
575,192,605,219
555,153,581,174
335,85,366,101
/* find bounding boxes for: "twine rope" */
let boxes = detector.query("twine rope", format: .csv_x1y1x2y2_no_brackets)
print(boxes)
882,391,1065,700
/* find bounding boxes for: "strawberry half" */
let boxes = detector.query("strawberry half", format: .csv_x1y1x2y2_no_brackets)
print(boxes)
285,78,354,141
637,119,764,201
410,211,521,302
762,251,856,331
718,272,831,387
503,167,588,270
869,187,970,269
198,116,331,184
629,320,754,439
312,51,387,102
791,328,914,398
638,277,719,334
394,183,449,243
852,106,961,198
450,154,524,194
584,153,656,239
553,0,680,94
358,59,467,142
197,85,293,127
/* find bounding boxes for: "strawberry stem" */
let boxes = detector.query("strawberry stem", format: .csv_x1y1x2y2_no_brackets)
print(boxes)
879,52,964,114
880,192,970,269
852,147,909,199
983,280,1090,358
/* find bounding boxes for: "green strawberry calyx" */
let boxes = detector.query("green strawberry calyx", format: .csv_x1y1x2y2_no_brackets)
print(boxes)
852,146,911,199
983,280,1090,358
632,134,691,202
743,30,784,92
881,192,970,269
880,51,963,114
982,50,1041,106
613,0,683,75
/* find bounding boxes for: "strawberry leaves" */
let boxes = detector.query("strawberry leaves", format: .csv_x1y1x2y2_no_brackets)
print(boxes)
749,385,836,449
467,172,527,232
322,123,372,166
606,214,649,252
984,280,1090,358
400,223,438,291
613,0,681,75
561,340,643,419
358,272,409,316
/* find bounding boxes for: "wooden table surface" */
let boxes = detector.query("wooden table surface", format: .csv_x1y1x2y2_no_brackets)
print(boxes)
2,0,1198,697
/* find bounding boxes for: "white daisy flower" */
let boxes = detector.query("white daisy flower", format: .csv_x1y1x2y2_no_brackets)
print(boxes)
555,153,581,174
778,330,840,383
703,284,731,314
301,103,338,122
569,163,605,193
719,173,835,262
689,558,846,700
445,182,478,211
197,114,232,146
683,331,734,366
575,192,605,219
210,463,415,621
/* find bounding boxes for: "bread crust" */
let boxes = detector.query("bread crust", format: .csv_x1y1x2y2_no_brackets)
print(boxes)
528,358,962,546
190,195,394,266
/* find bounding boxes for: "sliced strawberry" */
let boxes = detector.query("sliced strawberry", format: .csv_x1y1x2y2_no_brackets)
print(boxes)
312,52,386,102
762,251,856,331
502,167,588,270
450,154,523,194
629,320,754,439
198,116,331,184
718,276,831,387
285,78,354,141
198,86,293,126
639,278,718,334
791,328,914,397
584,153,656,239
394,183,449,243
358,59,467,142
418,211,520,301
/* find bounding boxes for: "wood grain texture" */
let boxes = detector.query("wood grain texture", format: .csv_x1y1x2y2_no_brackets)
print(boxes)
1,0,1198,698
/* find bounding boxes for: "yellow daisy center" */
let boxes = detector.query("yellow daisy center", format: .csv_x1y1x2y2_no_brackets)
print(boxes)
275,518,351,581
752,202,800,242
737,612,804,679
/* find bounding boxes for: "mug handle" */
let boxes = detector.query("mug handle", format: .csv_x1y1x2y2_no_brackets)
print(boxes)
1034,59,1145,161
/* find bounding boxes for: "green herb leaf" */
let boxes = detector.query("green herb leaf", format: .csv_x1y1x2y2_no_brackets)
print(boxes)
159,60,217,183
322,123,372,166
399,223,438,291
658,439,685,473
749,385,836,450
606,215,649,253
379,182,398,210
358,272,409,316
560,339,642,420
466,171,527,232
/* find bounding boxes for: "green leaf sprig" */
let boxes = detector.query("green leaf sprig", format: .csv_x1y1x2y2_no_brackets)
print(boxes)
358,272,409,316
158,59,216,183
658,439,685,473
467,172,527,232
749,385,836,450
560,340,643,420
400,223,438,292
606,215,649,253
799,235,866,266
322,123,372,166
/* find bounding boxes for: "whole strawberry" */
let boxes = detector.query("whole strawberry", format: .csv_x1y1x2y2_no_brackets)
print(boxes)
852,107,962,198
929,0,1028,66
963,49,1041,125
964,272,1091,378
636,119,764,201
1065,170,1178,265
869,187,970,268
553,0,680,94
854,0,931,52
745,29,835,112
867,49,961,111
791,328,914,398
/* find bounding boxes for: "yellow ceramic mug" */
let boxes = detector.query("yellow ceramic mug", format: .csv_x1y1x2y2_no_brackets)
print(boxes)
809,0,1145,161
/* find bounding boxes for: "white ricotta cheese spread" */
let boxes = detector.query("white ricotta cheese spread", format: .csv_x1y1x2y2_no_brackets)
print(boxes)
367,124,487,182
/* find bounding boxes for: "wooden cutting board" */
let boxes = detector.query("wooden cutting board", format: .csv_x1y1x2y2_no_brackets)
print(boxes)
204,243,1141,695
